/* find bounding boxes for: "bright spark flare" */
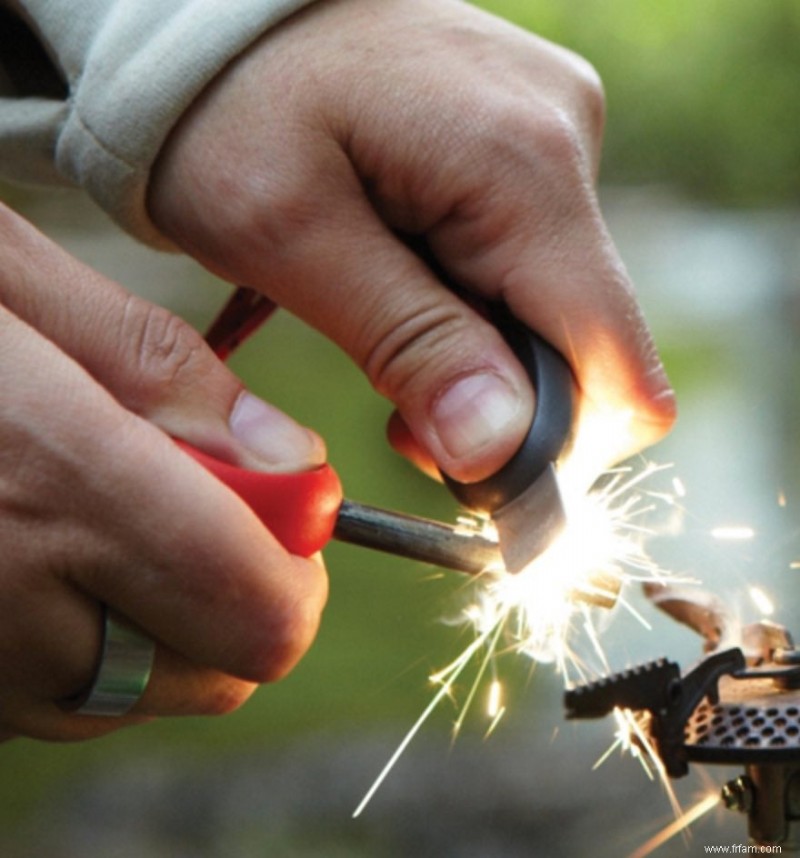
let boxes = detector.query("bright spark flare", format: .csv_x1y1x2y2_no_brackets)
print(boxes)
487,680,503,718
459,460,676,679
749,585,775,616
710,525,755,541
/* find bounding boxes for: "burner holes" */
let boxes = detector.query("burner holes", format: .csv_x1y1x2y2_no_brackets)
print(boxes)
746,708,760,718
714,725,730,738
752,717,766,728
787,726,800,737
774,717,788,728
722,736,736,747
736,727,750,738
731,716,745,727
787,707,800,717
711,715,724,727
761,726,775,738
770,736,787,746
745,736,761,747
766,708,780,717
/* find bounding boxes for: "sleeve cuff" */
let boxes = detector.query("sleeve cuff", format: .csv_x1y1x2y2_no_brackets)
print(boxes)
55,0,316,248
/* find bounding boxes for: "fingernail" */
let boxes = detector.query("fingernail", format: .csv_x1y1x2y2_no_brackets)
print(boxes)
432,373,527,463
230,392,325,472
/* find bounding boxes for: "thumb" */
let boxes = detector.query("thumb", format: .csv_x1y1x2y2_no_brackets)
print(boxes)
0,205,324,472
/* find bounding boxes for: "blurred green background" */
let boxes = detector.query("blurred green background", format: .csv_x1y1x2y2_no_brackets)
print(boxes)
0,1,798,855
487,0,800,204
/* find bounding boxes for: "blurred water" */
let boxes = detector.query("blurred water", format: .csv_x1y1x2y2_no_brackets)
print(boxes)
2,183,799,856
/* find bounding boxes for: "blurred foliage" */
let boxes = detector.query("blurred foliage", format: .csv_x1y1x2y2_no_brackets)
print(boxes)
477,0,800,204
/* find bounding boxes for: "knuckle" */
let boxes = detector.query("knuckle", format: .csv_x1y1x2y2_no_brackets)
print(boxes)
224,169,322,264
199,678,256,717
525,104,586,172
258,177,319,241
236,579,327,685
122,298,208,404
572,58,607,138
261,604,322,684
0,202,18,239
200,171,325,284
362,302,474,402
473,100,591,190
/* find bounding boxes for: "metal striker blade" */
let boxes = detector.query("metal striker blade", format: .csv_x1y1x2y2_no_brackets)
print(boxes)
491,463,566,574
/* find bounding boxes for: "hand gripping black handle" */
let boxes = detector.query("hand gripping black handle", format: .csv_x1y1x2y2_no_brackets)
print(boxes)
442,303,575,513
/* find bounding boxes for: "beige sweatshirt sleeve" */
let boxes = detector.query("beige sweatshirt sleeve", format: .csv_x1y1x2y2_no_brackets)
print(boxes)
0,0,316,246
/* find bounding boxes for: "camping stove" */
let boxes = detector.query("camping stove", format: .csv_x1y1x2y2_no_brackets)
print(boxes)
565,584,800,850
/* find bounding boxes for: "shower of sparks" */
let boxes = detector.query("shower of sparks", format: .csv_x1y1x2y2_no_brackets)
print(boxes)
354,452,685,816
710,525,755,541
456,459,679,682
627,792,721,858
749,585,775,616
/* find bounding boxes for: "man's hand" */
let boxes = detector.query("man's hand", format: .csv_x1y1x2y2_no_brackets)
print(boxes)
0,203,331,741
149,0,676,484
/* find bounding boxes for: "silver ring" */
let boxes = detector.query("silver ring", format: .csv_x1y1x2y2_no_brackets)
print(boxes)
71,608,155,717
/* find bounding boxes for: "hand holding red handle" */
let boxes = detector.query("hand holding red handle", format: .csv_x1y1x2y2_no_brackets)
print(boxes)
176,439,506,575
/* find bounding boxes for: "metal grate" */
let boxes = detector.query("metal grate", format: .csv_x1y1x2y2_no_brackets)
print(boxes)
683,675,800,763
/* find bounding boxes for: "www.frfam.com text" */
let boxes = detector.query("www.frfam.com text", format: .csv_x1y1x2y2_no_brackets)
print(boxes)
704,846,781,854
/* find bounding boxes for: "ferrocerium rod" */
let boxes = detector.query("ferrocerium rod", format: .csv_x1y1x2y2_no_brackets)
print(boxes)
333,499,502,575
333,500,621,610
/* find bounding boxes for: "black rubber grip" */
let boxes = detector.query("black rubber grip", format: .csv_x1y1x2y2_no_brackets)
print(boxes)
442,303,575,513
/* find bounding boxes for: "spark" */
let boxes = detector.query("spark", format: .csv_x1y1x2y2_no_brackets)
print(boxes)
672,477,687,498
355,451,682,814
710,525,755,541
486,679,503,719
627,792,720,858
749,585,775,616
593,708,655,777
352,629,493,818
483,680,507,738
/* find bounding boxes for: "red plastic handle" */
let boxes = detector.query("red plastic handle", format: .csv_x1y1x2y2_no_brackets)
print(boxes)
176,441,343,558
